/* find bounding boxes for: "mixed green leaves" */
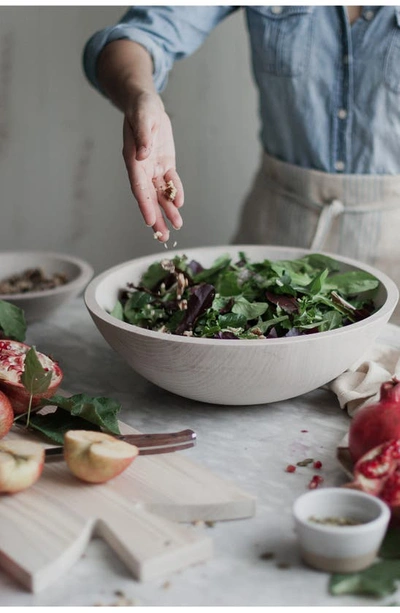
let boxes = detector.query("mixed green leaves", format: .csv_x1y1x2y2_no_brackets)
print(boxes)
16,346,122,443
27,393,121,444
17,391,122,445
111,252,379,339
329,528,400,599
0,300,26,341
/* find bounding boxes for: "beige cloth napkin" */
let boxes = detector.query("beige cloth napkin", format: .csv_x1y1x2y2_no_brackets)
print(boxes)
328,342,400,417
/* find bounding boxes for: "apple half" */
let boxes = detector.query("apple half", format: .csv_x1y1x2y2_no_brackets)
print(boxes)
0,440,45,494
63,430,139,484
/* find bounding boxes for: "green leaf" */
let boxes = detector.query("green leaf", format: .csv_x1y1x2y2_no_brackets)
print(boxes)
218,312,247,329
215,271,242,297
379,527,400,559
21,347,52,396
307,268,329,296
325,271,380,295
0,300,26,341
140,262,169,290
232,296,268,320
192,255,232,283
45,393,121,435
28,408,101,445
329,560,400,598
110,300,124,321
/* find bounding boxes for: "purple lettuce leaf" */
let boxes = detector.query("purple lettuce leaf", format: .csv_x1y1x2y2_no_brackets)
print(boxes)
174,283,215,335
265,291,299,314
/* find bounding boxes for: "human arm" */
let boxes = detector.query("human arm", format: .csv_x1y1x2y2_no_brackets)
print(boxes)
83,7,237,241
97,39,182,240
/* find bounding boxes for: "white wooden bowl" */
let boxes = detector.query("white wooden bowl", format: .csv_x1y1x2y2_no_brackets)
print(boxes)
0,251,94,323
84,245,398,406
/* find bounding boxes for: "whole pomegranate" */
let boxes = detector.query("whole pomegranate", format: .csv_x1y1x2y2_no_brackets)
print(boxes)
349,378,400,464
345,439,400,524
0,340,63,414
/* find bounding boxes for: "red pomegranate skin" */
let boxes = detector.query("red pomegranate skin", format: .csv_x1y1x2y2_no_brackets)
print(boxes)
349,379,400,464
0,340,63,414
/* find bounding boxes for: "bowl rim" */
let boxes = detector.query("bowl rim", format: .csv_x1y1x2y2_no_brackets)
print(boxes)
84,244,399,347
0,251,94,300
292,487,391,534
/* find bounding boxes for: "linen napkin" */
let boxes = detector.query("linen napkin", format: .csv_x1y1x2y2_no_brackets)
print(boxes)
328,341,400,417
328,325,400,473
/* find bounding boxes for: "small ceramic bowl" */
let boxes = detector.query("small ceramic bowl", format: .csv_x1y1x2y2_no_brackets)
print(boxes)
292,488,390,573
0,251,94,323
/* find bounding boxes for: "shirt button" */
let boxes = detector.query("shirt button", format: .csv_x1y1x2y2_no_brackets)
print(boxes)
338,109,347,120
271,6,283,14
335,161,345,172
364,10,374,21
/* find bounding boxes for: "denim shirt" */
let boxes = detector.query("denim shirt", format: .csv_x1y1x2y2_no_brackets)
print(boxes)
83,6,400,175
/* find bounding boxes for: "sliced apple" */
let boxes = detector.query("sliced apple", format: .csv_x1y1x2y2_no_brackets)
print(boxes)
0,390,14,439
0,440,44,494
63,430,139,484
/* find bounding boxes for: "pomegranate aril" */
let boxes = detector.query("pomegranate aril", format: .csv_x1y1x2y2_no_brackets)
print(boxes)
308,475,323,490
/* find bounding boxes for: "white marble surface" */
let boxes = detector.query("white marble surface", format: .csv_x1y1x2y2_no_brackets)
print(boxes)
1,299,399,607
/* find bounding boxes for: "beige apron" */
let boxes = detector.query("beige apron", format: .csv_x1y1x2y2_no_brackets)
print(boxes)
232,152,400,323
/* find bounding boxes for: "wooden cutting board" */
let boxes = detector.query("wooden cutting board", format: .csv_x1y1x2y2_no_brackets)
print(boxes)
0,418,256,593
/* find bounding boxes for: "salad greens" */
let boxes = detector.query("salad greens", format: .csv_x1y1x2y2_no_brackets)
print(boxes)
111,252,379,339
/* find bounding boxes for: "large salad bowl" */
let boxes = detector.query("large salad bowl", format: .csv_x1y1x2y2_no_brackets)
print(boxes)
84,245,398,406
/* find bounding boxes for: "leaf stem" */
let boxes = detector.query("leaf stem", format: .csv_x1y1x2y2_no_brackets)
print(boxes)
25,393,33,428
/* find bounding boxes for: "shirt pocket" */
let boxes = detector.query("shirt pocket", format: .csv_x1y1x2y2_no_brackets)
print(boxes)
385,10,400,93
247,6,314,77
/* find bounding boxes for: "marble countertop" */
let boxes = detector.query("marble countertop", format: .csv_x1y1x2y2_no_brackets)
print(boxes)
1,298,399,607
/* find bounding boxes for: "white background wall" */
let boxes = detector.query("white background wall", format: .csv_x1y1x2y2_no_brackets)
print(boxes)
0,6,260,273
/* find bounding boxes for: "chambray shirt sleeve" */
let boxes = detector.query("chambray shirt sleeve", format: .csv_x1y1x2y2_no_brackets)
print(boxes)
83,6,236,94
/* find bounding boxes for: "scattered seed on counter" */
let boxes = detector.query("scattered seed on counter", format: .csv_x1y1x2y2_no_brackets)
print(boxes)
285,464,296,473
260,551,275,561
296,458,314,467
313,460,323,469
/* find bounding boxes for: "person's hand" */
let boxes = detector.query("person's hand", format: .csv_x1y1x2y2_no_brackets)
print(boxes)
122,91,184,243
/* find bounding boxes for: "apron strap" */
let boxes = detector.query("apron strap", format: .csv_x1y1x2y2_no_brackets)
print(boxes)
310,199,345,250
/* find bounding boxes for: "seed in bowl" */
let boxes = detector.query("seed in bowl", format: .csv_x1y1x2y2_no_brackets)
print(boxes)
0,268,69,295
110,251,379,340
308,515,366,526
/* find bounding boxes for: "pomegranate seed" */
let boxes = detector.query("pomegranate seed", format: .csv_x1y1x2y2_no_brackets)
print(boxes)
308,475,324,489
301,430,308,433
285,464,296,473
313,460,322,469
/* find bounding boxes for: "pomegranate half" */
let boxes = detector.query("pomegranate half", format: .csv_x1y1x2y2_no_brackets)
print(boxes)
349,378,400,464
0,340,63,414
345,439,400,523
